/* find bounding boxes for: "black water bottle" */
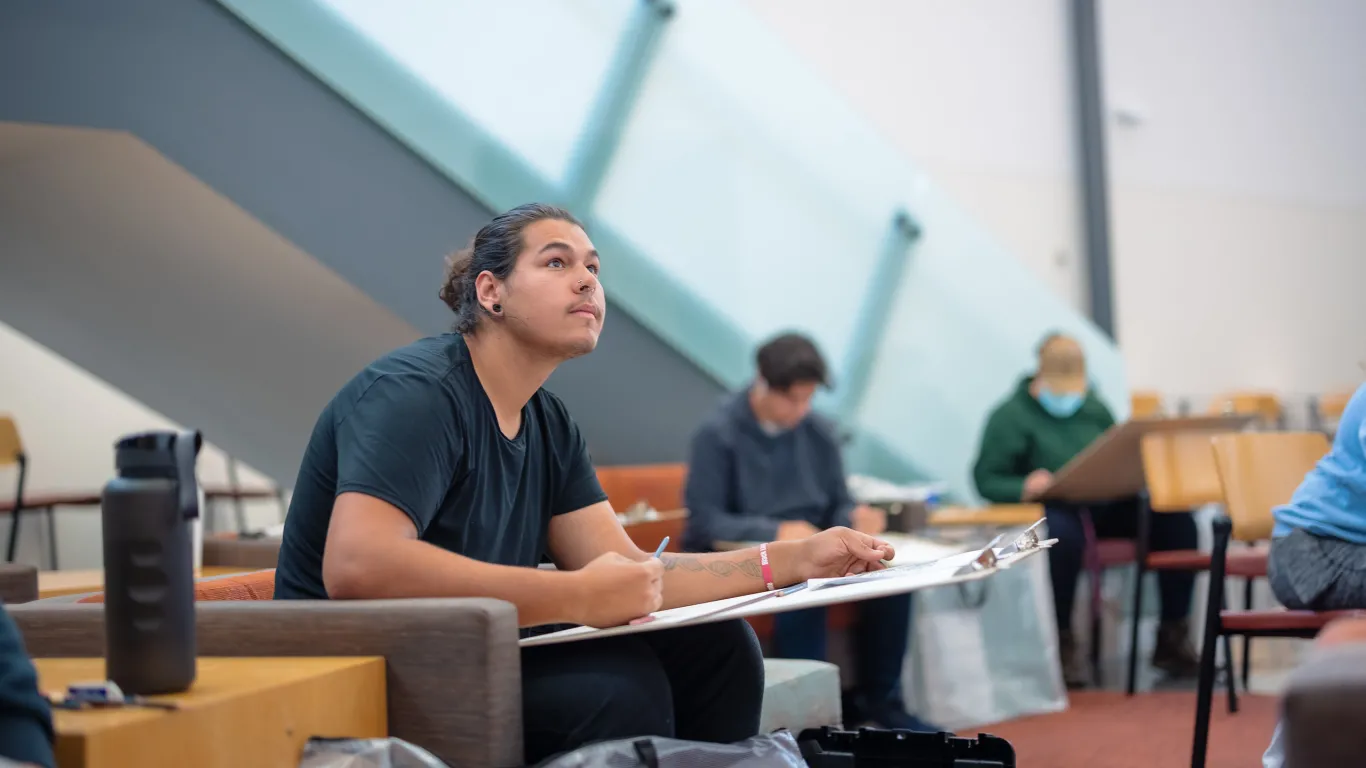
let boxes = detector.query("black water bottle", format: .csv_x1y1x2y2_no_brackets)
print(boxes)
101,430,201,695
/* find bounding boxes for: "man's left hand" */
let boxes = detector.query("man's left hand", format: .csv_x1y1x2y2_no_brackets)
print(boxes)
849,504,887,535
795,527,894,581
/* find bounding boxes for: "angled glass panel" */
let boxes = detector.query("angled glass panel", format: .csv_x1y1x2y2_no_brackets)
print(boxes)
319,0,634,183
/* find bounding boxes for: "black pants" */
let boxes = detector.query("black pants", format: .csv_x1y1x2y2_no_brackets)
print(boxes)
1045,500,1197,633
521,619,765,763
770,594,910,712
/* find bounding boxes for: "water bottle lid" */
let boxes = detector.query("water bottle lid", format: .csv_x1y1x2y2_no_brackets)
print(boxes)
113,430,202,519
115,431,201,462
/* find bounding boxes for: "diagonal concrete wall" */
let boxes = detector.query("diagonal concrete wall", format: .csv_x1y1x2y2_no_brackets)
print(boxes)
0,0,727,481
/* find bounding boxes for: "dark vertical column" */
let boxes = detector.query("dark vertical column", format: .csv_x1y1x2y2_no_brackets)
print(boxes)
1072,0,1116,339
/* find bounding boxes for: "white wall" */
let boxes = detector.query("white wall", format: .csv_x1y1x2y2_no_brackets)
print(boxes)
1103,0,1366,399
747,0,1366,403
743,0,1089,311
0,321,284,570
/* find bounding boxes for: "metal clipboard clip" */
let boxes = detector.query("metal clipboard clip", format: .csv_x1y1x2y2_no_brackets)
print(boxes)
953,533,1003,576
999,518,1048,557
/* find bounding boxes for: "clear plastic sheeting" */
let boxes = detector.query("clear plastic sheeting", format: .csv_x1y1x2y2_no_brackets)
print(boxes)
532,731,806,768
299,737,449,768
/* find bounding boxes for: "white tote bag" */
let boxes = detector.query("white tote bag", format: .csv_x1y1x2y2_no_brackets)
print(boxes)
901,551,1068,730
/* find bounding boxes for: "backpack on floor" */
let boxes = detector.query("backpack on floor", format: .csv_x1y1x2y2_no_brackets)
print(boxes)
530,731,806,768
797,726,1017,767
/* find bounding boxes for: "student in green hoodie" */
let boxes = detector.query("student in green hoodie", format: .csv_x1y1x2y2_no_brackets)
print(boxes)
973,333,1199,686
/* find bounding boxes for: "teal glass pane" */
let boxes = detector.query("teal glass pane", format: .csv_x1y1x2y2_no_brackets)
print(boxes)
318,0,634,183
855,179,1129,502
222,0,1128,500
593,0,911,366
595,0,1126,501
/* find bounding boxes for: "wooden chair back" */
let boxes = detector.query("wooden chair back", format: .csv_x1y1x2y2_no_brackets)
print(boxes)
1317,391,1354,424
1131,391,1165,419
1210,432,1331,543
0,416,22,466
595,463,688,513
1140,430,1230,512
1207,391,1282,426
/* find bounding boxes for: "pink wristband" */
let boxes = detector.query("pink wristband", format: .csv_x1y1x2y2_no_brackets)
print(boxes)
759,542,775,591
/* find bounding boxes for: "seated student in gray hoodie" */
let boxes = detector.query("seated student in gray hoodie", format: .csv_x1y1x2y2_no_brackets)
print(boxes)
683,332,936,732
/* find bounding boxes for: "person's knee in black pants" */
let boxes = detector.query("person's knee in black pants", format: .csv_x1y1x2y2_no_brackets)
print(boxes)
848,593,937,731
1147,509,1198,621
522,634,675,762
1043,506,1086,634
640,619,765,743
521,619,764,762
1043,505,1089,686
1145,509,1201,676
771,607,829,661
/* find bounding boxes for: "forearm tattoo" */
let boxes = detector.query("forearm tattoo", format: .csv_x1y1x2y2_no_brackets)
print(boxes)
661,554,764,579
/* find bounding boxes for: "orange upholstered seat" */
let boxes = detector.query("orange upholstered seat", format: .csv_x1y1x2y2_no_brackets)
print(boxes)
595,464,687,513
78,569,276,604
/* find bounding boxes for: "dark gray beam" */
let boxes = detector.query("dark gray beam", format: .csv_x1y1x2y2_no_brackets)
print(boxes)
1071,0,1116,339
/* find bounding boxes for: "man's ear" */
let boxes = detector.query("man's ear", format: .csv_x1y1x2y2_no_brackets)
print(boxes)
474,270,503,314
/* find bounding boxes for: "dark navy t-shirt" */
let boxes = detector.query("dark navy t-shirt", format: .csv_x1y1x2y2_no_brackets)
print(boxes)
274,334,607,600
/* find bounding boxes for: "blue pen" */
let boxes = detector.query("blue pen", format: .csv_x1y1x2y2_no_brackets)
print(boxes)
626,537,674,627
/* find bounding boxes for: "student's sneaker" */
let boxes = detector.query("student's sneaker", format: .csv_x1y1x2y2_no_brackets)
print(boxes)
863,706,942,734
1059,629,1090,689
1152,619,1201,678
844,693,942,733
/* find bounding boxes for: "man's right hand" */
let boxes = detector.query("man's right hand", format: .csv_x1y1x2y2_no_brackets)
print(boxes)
566,552,664,628
1022,469,1054,501
776,520,821,541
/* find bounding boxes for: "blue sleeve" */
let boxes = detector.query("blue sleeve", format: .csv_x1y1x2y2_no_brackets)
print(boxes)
0,606,54,768
334,374,464,536
684,426,781,548
1356,393,1366,452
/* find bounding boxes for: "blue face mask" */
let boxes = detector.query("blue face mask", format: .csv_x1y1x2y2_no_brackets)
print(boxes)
1037,388,1085,418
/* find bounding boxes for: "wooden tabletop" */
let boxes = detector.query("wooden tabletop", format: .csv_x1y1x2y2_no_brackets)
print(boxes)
38,566,256,600
37,656,386,768
927,504,1044,528
0,487,280,514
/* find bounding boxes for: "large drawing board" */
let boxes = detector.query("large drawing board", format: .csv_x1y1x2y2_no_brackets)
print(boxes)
520,541,1051,647
1036,415,1255,504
